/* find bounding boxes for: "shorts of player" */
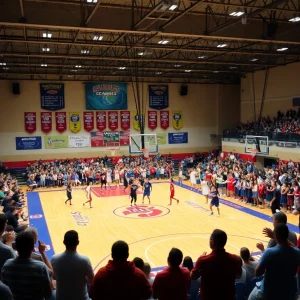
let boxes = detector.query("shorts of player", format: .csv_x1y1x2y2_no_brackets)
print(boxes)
196,179,201,185
67,192,72,200
143,191,150,197
170,192,175,198
191,179,197,185
210,197,219,207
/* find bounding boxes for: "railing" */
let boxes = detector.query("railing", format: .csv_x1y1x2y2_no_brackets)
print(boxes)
223,129,300,142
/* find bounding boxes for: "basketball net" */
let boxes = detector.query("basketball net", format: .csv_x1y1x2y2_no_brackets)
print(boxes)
142,148,149,159
249,149,258,158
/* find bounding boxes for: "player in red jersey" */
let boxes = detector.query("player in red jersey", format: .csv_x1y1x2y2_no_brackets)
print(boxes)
169,178,179,205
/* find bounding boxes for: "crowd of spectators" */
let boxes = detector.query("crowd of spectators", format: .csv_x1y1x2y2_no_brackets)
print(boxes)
234,109,300,134
1,216,300,300
24,153,174,190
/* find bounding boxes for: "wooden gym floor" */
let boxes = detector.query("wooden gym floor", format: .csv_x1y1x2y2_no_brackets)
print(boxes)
27,180,299,273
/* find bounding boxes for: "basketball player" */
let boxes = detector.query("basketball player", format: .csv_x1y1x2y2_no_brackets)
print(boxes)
142,178,152,204
100,169,107,190
123,170,129,192
130,179,140,206
209,185,220,216
190,168,197,191
83,182,93,208
114,167,120,188
169,178,179,205
106,168,112,189
65,183,72,205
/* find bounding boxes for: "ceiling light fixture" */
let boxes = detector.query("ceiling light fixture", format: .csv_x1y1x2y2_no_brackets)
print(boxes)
71,69,78,72
0,62,6,66
87,0,97,3
289,17,300,22
42,46,50,52
41,64,47,67
68,75,74,78
174,64,181,67
217,43,227,48
230,66,237,69
93,35,103,41
118,67,126,70
229,11,244,17
81,49,90,54
158,40,169,45
3,67,9,70
277,47,288,52
75,65,82,68
43,32,52,38
169,4,177,11
250,58,258,62
198,56,206,59
138,52,144,56
214,71,219,73
156,72,162,75
185,70,192,73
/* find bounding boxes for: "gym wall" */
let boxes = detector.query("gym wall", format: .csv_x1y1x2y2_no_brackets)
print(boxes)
0,80,240,162
241,61,300,122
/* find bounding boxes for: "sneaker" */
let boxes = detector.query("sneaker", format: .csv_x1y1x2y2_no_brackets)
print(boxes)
209,212,213,216
218,214,220,217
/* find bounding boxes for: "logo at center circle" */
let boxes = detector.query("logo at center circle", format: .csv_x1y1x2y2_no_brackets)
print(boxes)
113,205,170,219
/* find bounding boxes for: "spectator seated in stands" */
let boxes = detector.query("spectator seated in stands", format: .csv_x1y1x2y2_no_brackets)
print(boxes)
5,206,28,233
240,247,258,283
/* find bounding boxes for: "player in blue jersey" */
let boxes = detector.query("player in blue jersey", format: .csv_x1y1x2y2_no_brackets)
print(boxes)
209,184,220,216
142,178,152,204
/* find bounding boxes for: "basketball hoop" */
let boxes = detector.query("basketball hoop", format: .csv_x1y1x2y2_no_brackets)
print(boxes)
142,148,149,159
249,149,258,158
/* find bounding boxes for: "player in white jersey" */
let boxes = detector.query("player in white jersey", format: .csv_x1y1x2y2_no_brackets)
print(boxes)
106,168,112,189
190,168,197,190
83,181,93,208
114,167,120,188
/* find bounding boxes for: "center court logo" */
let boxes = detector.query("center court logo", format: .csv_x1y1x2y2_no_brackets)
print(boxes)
113,205,170,219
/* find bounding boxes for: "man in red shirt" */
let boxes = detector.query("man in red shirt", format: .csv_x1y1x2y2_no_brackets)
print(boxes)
89,241,152,300
191,229,242,300
152,248,190,300
258,182,266,209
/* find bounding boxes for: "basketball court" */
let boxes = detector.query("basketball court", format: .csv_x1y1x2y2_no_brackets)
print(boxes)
27,179,299,273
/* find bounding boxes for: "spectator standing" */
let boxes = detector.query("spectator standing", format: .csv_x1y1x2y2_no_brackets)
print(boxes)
0,281,13,300
191,229,242,300
89,240,152,300
0,214,16,272
1,231,52,300
152,248,191,300
249,224,300,300
51,230,94,300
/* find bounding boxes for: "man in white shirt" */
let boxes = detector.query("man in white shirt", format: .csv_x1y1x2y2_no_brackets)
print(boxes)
51,230,94,300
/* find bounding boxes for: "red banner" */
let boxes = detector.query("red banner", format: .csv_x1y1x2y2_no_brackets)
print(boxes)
91,132,105,147
41,112,52,133
160,110,169,130
120,111,130,131
24,112,36,133
83,112,94,132
108,111,119,131
96,111,106,132
148,111,157,130
55,112,67,133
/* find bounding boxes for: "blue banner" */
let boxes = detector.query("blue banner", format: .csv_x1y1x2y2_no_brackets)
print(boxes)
40,83,65,111
149,85,169,110
168,132,188,144
85,82,127,110
16,137,42,150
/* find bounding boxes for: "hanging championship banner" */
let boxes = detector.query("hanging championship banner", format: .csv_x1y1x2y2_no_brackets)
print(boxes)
83,112,94,132
108,111,119,131
148,111,157,130
172,111,183,130
149,85,169,110
55,112,67,133
69,112,81,133
96,111,106,132
133,111,144,131
91,132,105,147
120,111,130,131
120,131,130,146
160,110,169,130
41,112,52,133
40,83,65,111
24,112,36,134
